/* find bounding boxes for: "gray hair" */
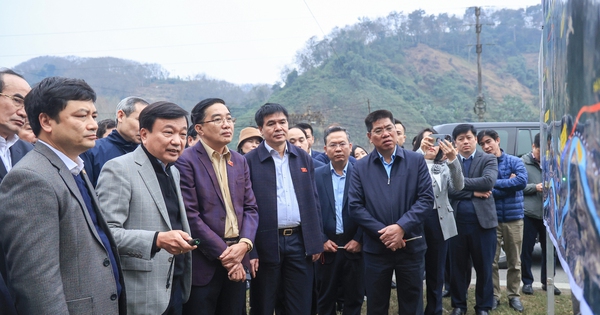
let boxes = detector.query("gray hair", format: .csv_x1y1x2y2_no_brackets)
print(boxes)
115,96,149,117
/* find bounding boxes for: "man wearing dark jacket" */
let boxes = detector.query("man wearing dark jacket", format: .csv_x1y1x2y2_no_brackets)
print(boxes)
81,96,148,187
349,110,434,314
478,130,527,312
520,133,560,296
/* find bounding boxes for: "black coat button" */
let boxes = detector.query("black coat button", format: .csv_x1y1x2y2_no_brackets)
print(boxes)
103,258,110,267
110,294,117,301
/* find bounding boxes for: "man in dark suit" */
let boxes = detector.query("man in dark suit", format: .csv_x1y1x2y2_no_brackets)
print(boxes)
0,76,126,314
176,98,259,315
447,124,499,315
245,103,323,315
315,126,364,315
348,110,434,314
0,68,32,315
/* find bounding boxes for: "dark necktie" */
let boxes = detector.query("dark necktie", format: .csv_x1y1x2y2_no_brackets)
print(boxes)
462,156,473,178
73,172,122,297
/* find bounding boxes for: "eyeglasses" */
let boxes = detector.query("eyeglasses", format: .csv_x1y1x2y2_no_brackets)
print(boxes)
0,93,25,109
201,117,236,126
327,142,348,149
371,125,395,136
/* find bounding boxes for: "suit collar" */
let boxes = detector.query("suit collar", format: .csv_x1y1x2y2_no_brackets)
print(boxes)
36,140,84,175
133,146,173,228
369,145,405,164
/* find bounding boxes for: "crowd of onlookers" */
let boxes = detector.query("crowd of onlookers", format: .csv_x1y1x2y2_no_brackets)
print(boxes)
0,69,558,315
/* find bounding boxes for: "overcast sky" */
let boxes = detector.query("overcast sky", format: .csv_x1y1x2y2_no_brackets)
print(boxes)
1,0,540,85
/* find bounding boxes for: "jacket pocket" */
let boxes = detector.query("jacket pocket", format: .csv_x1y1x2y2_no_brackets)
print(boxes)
120,255,153,271
66,297,93,314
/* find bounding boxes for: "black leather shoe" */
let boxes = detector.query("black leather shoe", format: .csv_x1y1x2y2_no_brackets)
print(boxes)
492,297,500,310
475,311,489,315
542,284,562,295
442,289,450,297
450,308,466,315
522,284,534,295
509,297,524,312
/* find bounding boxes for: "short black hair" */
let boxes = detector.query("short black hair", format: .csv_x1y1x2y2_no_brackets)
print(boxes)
0,68,25,93
191,98,226,125
255,103,288,127
323,126,350,144
364,109,394,132
289,126,308,137
295,122,313,135
533,132,540,148
139,101,188,132
477,129,499,144
393,118,405,131
96,118,116,138
25,76,96,136
452,124,477,141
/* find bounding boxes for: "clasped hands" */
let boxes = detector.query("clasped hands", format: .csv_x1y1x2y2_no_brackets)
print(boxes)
219,243,249,282
378,224,405,251
323,239,362,253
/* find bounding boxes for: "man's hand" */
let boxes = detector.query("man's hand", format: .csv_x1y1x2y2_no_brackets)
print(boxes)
510,173,517,178
536,183,543,192
249,258,259,278
227,263,246,282
323,240,338,253
156,230,196,255
219,243,248,270
378,224,405,251
312,253,321,262
474,191,492,199
344,240,362,253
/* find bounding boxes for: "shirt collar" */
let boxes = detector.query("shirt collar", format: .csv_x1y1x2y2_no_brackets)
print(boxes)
200,138,230,161
264,141,288,157
460,150,476,161
329,161,348,177
0,134,19,151
376,146,397,164
37,140,84,175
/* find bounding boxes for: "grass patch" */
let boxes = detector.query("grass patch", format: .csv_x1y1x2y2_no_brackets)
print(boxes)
360,286,574,314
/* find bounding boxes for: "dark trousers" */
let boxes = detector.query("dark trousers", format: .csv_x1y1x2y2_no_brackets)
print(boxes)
0,275,17,315
183,265,245,315
450,222,496,312
250,232,313,315
163,276,183,315
521,215,556,285
363,249,425,315
424,212,448,315
316,250,364,315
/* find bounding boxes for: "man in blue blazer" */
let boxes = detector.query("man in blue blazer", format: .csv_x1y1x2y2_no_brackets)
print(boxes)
348,110,434,314
0,68,32,315
244,103,323,315
315,126,364,315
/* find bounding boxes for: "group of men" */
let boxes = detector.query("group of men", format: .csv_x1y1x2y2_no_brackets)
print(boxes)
0,69,553,315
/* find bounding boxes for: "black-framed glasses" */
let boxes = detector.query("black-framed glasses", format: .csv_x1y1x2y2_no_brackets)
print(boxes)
201,117,236,126
0,93,25,109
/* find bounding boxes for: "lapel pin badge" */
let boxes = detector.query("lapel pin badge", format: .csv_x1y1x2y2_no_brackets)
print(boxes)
228,161,234,167
301,167,308,173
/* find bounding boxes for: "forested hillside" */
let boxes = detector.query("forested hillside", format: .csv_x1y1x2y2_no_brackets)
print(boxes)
12,5,542,148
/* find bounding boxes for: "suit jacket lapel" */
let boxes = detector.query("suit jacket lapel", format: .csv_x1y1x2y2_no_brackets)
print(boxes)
35,143,104,242
469,151,484,177
321,168,336,217
134,148,172,229
195,145,226,209
0,161,6,181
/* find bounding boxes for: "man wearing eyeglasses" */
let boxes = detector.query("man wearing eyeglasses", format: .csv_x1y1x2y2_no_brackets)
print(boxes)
0,68,32,315
175,98,258,315
315,126,364,315
348,109,434,314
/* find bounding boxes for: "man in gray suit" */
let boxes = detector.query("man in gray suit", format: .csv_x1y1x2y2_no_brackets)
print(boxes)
97,101,196,315
0,76,126,314
448,124,499,315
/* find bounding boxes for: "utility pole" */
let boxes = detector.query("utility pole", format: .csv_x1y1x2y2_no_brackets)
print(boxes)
474,7,486,122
